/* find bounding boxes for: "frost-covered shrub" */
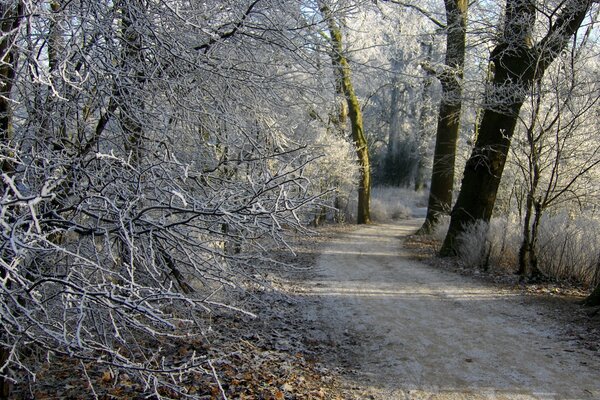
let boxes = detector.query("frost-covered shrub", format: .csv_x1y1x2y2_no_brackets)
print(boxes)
537,211,600,286
301,126,359,224
370,197,412,221
456,217,521,270
453,211,600,285
457,220,492,268
488,216,522,269
370,187,413,221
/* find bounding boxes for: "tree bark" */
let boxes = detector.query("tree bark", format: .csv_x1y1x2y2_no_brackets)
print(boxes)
418,0,467,234
0,2,22,178
440,0,591,255
517,81,544,279
414,42,435,192
518,197,543,279
120,0,145,165
321,4,371,224
584,282,600,307
387,69,402,158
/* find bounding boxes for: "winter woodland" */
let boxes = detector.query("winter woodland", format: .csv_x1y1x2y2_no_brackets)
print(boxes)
0,0,598,398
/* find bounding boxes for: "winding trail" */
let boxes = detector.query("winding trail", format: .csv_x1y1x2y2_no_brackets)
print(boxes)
300,219,600,399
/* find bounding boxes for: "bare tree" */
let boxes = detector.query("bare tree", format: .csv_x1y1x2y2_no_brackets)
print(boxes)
513,47,600,280
0,0,334,396
440,0,594,256
0,3,24,396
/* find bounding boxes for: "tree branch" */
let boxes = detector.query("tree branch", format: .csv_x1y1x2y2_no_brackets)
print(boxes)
379,0,446,29
194,0,261,53
534,0,593,74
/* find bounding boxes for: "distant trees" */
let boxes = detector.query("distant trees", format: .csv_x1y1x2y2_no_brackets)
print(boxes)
367,0,442,189
441,0,594,256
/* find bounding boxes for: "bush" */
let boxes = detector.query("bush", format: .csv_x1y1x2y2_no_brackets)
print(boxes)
449,211,600,286
536,211,600,286
455,217,521,270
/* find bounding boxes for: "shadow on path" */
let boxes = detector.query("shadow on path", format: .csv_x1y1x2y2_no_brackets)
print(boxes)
293,219,600,400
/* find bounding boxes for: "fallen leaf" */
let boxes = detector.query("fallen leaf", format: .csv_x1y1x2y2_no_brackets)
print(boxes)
101,370,112,383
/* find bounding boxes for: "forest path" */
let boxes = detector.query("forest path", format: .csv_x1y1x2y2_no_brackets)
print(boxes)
298,219,600,399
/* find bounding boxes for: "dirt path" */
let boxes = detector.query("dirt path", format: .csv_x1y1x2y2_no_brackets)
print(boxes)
297,219,600,399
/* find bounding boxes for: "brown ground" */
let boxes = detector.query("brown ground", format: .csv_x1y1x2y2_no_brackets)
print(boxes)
12,220,600,399
277,219,600,399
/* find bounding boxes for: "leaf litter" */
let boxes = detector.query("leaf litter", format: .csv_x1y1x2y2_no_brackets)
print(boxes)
10,224,354,400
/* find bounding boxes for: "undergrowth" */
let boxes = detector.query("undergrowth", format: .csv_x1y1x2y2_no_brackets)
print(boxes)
347,186,427,222
435,211,600,288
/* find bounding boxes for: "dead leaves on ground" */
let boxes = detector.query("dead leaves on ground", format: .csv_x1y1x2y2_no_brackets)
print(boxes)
13,297,343,400
18,336,340,399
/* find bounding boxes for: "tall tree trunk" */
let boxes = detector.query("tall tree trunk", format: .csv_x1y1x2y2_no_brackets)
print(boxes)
321,4,371,224
440,0,591,255
387,69,402,158
0,2,21,179
414,42,435,192
418,0,467,234
517,80,544,280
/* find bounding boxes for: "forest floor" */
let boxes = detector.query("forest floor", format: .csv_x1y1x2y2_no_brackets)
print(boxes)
270,218,600,400
17,219,600,399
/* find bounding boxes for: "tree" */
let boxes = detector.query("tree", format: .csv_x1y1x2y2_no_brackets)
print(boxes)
320,1,372,224
440,0,594,256
119,0,145,164
512,39,600,280
418,0,468,234
0,1,332,396
414,40,436,192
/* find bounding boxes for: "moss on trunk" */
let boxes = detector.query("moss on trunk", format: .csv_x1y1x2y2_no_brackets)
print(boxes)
321,4,371,224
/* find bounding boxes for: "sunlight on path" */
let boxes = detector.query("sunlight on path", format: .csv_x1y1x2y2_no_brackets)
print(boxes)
302,220,600,400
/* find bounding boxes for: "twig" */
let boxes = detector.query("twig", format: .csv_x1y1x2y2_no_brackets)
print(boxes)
208,359,228,400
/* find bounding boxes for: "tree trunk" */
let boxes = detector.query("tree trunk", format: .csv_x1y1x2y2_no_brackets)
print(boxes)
414,42,435,192
418,0,467,234
387,71,402,158
440,101,528,254
518,192,534,276
584,282,600,307
0,2,21,178
518,196,543,279
517,79,544,280
120,0,145,164
440,0,591,255
321,4,371,224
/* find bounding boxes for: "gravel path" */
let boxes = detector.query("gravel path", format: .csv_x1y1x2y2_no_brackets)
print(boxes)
299,219,600,399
